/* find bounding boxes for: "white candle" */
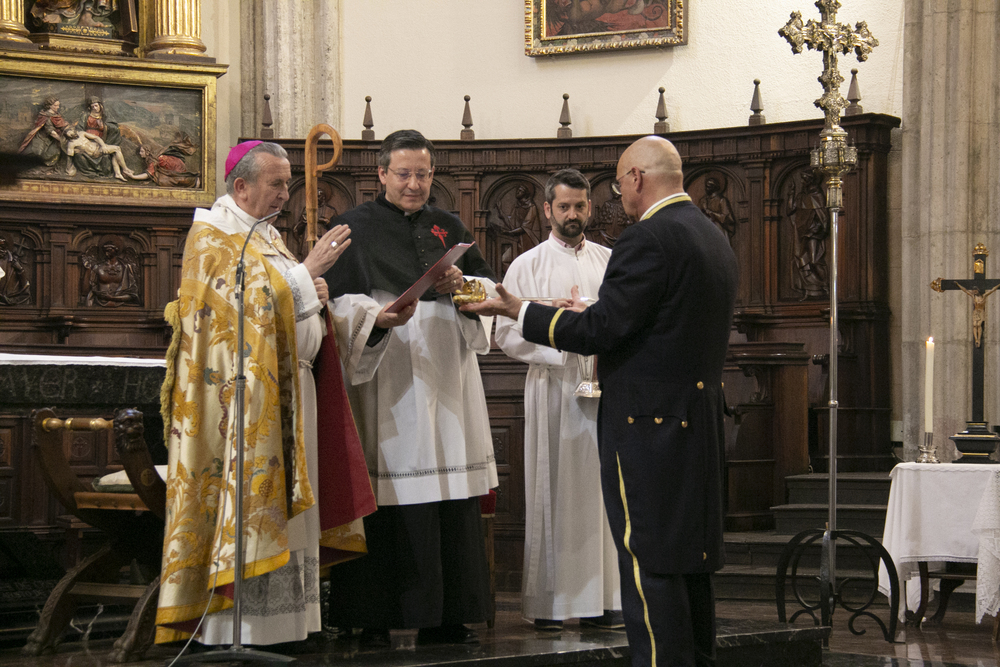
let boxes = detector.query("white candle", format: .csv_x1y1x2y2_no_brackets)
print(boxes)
924,337,934,433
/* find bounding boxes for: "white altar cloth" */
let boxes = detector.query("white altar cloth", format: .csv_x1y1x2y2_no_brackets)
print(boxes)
0,352,165,367
971,469,1000,623
877,461,1000,622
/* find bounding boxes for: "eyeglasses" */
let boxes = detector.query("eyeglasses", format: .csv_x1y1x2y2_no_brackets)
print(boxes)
386,167,433,183
611,168,644,196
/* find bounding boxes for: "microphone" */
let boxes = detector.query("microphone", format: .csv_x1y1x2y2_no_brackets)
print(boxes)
235,210,282,289
226,207,292,661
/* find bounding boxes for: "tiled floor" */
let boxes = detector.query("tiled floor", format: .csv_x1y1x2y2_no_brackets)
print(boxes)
0,595,995,667
716,598,999,667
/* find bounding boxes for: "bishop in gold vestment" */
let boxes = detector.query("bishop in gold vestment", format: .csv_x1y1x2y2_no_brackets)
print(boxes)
156,142,374,645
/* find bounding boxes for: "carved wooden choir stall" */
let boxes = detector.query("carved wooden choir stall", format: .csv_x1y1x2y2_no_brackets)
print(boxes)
0,105,898,592
25,408,163,662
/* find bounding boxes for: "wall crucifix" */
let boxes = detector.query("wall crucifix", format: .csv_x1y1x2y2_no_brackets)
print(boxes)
931,244,1000,423
931,243,1000,460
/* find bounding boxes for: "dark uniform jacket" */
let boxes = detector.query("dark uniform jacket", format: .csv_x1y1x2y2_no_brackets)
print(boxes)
522,197,737,575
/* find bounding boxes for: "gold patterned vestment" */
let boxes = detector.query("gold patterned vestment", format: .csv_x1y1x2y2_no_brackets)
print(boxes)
155,209,312,642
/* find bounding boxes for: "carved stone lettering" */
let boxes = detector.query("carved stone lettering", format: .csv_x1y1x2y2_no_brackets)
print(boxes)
38,367,66,401
121,368,144,402
0,364,164,406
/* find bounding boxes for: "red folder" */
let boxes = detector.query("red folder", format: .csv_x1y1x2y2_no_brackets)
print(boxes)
384,242,473,313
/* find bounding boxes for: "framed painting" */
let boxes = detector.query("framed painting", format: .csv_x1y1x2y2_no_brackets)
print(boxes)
0,50,226,207
525,0,686,56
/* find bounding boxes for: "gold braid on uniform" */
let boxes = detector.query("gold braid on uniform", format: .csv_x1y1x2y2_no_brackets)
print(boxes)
548,308,565,349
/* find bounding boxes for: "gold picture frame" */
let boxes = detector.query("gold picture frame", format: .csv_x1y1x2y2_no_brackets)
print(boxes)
524,0,686,56
0,50,226,207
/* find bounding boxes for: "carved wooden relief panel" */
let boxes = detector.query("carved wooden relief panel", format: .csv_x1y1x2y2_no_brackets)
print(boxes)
0,230,35,306
0,114,897,591
586,175,632,248
78,233,143,307
427,181,455,214
687,169,744,248
281,177,355,260
779,168,830,301
483,177,547,277
0,200,190,353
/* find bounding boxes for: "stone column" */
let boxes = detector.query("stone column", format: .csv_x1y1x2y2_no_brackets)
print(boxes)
0,0,35,49
146,0,213,62
240,0,341,139
901,0,1000,460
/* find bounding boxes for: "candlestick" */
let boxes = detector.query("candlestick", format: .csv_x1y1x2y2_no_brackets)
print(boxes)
917,431,939,464
924,337,934,433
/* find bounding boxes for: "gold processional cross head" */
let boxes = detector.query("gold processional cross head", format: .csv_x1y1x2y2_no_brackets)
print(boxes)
779,0,879,131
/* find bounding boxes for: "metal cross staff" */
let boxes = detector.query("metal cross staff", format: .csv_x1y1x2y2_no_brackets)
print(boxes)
779,0,878,636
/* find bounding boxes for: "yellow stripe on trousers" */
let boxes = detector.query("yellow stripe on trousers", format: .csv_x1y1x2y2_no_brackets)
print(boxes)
617,453,656,666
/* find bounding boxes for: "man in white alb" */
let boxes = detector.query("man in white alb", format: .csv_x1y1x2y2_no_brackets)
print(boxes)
495,169,622,631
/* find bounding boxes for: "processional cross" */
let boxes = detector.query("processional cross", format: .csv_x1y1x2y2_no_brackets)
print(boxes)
777,0,887,639
779,0,879,136
777,0,879,482
931,244,1000,447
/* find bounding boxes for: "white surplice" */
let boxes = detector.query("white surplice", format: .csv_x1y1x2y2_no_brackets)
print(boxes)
495,235,620,621
330,288,498,505
195,196,326,645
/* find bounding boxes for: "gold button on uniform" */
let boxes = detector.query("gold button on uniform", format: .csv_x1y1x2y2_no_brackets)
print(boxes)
696,381,704,390
703,552,707,560
628,417,634,424
654,417,663,424
681,421,688,428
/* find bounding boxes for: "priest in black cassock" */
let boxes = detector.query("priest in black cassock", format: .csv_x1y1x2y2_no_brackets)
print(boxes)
322,130,498,646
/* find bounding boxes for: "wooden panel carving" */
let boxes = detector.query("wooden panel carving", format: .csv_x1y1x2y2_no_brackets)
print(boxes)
689,170,741,246
0,421,14,526
484,177,546,276
280,176,354,261
723,342,811,531
271,113,897,588
0,200,190,354
77,233,143,308
0,231,35,306
0,113,897,592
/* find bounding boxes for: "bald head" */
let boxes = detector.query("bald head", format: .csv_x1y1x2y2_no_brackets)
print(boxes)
615,136,685,218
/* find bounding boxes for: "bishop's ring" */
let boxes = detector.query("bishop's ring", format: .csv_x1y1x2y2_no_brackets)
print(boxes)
331,240,338,249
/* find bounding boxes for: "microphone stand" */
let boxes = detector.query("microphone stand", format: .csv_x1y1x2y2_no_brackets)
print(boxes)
173,210,294,666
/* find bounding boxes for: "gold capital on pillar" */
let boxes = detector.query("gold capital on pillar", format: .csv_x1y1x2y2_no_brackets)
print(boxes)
0,0,36,49
146,0,213,62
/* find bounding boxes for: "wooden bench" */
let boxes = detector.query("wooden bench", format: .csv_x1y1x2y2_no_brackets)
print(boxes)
24,407,165,662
